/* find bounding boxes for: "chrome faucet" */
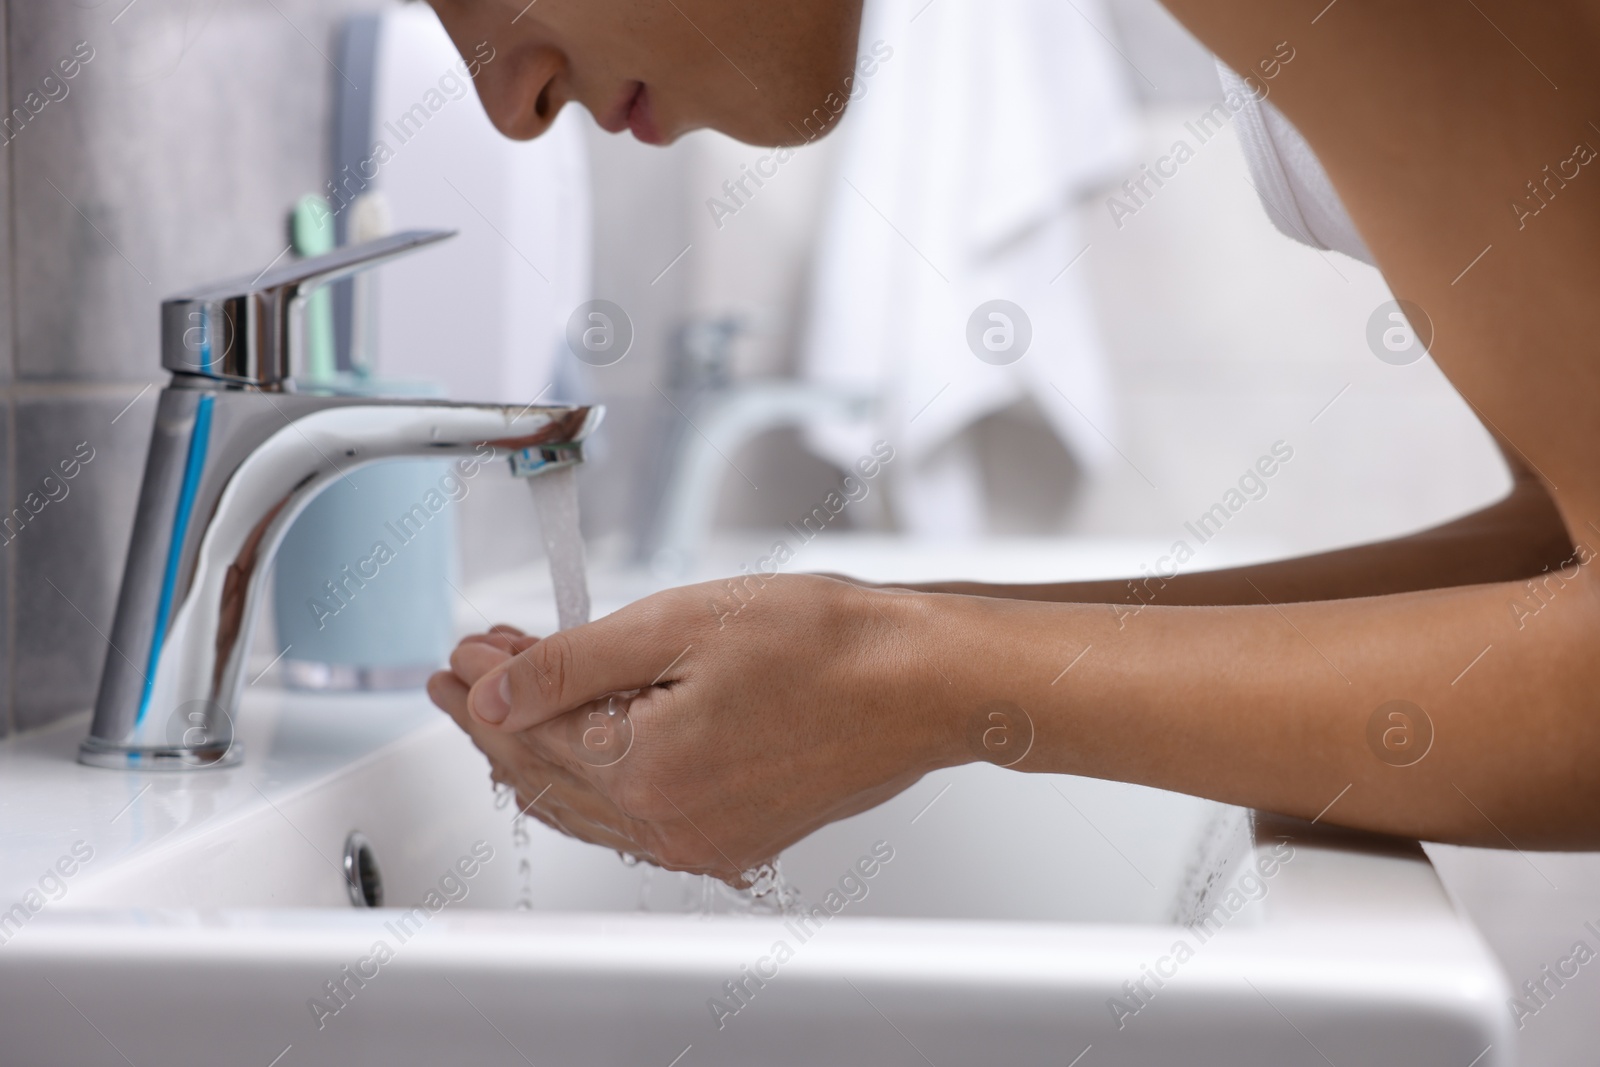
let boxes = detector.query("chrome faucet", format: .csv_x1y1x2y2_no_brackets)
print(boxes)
80,231,601,770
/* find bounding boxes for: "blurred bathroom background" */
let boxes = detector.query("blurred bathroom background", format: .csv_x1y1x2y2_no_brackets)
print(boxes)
0,0,1592,1061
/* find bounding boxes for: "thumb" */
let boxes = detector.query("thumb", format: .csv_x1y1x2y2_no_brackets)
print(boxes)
468,591,696,731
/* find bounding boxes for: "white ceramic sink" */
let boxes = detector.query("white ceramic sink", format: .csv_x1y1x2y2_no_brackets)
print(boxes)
0,537,1514,1066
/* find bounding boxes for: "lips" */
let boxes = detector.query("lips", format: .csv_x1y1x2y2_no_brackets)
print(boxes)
600,81,664,145
624,83,663,145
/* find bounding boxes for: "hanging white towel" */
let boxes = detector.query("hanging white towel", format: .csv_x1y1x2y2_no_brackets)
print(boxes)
800,0,1138,537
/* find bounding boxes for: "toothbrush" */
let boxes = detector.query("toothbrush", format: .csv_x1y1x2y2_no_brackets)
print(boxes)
346,191,394,379
290,194,338,384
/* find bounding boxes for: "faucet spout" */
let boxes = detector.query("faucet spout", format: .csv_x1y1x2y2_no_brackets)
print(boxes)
80,380,601,769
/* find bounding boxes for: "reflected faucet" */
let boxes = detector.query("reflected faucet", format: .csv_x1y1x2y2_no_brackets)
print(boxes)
80,231,601,770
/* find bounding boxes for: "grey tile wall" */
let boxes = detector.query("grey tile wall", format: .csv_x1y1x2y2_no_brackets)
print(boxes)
0,5,11,396
0,400,11,737
2,0,388,736
10,384,155,732
1,0,13,734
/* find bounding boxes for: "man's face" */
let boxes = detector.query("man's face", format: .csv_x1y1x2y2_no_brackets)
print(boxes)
427,0,866,146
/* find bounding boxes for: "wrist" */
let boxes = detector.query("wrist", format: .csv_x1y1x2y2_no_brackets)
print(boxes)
860,586,981,773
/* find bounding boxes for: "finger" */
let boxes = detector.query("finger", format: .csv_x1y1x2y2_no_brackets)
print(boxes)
520,712,745,882
427,670,471,720
495,734,653,856
437,691,707,875
439,673,634,827
432,670,523,783
432,665,659,862
459,629,540,655
497,757,673,871
469,588,698,730
432,672,538,786
451,640,513,688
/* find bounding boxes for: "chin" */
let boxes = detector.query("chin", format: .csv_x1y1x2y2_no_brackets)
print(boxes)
689,0,866,149
716,67,864,148
707,109,849,149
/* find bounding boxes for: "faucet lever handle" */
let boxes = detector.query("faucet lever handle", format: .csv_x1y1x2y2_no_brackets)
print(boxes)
242,229,455,301
161,229,456,387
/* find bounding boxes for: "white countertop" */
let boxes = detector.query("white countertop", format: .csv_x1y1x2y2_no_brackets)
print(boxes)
0,689,442,904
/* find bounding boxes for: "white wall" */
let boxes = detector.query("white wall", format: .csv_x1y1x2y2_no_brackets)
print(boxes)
1069,103,1507,557
593,86,1509,563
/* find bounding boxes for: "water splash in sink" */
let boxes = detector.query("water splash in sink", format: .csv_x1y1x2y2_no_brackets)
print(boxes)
622,856,803,916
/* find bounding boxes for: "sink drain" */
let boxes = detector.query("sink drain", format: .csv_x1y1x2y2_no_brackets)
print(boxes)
342,831,383,908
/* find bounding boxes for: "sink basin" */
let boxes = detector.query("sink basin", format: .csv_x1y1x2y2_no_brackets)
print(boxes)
0,691,1510,1066
0,536,1513,1066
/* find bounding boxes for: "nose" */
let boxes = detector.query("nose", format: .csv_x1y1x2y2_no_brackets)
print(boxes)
476,45,568,141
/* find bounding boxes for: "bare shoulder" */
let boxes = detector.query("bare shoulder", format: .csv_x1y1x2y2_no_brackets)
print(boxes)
1162,0,1600,526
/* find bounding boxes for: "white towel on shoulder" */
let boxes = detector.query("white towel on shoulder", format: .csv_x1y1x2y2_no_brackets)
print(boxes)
1218,63,1373,265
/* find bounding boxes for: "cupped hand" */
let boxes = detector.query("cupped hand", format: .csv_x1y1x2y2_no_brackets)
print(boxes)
426,576,961,884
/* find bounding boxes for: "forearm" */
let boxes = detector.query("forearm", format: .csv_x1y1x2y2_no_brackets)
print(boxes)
907,567,1600,849
904,457,1573,608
